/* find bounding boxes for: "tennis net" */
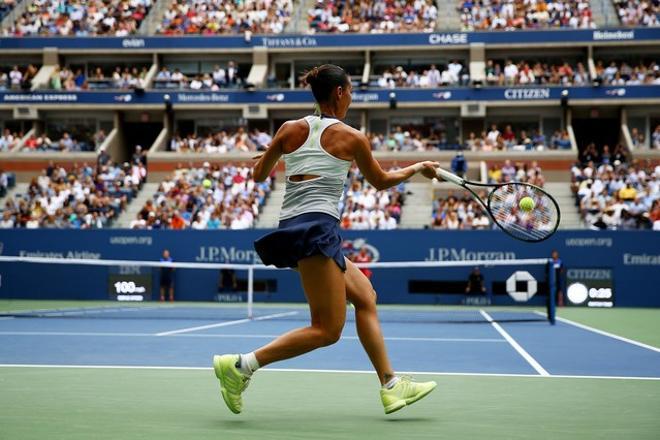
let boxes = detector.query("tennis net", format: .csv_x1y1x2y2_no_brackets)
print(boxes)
0,256,556,324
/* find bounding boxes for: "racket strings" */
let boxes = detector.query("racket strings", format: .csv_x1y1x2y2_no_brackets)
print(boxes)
488,184,559,241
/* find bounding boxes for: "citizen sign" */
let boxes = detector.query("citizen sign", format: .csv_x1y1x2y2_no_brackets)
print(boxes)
504,88,551,100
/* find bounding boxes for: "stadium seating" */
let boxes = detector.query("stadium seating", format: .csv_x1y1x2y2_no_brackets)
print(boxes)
485,60,590,86
131,163,272,229
7,0,155,36
0,65,38,90
613,0,659,26
593,60,660,85
0,161,146,228
458,0,596,31
340,165,403,230
463,125,571,151
374,62,469,88
157,0,292,35
572,147,659,230
168,127,271,152
20,129,106,152
153,62,242,90
0,128,22,151
307,0,438,33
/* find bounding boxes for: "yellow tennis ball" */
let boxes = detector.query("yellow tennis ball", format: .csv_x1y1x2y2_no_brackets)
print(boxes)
519,196,535,212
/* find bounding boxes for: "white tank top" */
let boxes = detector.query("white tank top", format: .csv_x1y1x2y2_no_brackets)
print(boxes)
279,115,352,221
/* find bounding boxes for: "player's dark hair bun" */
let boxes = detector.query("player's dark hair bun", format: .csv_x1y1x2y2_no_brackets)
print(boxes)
301,64,349,103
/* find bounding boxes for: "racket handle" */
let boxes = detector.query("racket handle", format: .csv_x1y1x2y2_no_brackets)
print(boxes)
436,168,465,186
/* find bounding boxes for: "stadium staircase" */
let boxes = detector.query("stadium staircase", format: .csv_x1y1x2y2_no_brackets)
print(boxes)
139,0,176,35
399,181,434,229
543,182,583,229
437,0,462,30
114,182,160,228
0,183,28,204
591,0,619,27
254,183,284,228
290,0,315,33
0,0,29,32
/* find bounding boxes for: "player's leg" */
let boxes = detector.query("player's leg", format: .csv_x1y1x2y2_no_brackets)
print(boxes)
254,254,347,365
168,283,174,302
344,258,394,385
213,254,346,413
159,285,165,302
344,258,437,414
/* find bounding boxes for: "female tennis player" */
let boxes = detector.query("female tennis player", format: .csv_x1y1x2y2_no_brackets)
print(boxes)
213,64,439,415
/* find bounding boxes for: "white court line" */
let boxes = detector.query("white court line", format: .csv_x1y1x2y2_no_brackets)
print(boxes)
0,364,658,381
0,331,504,343
534,312,660,353
155,311,299,336
480,310,550,376
0,317,14,321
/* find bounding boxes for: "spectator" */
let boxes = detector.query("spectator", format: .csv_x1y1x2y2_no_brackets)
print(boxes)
550,250,565,306
353,247,373,280
159,249,175,302
450,151,467,178
218,268,239,296
465,266,486,295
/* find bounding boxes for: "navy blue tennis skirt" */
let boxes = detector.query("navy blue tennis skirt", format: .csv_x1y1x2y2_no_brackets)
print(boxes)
254,212,346,272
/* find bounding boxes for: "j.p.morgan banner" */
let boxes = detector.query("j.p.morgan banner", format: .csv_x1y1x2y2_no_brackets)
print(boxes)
0,230,658,306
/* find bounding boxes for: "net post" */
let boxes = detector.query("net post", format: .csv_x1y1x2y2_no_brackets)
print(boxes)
247,266,254,319
548,259,556,325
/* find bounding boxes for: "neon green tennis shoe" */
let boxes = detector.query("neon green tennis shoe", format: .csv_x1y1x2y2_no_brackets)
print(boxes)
213,354,250,414
380,376,437,414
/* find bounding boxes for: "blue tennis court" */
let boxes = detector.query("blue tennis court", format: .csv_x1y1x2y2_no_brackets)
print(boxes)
1,304,658,379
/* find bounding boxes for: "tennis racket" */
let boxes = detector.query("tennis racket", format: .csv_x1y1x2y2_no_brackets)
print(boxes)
435,168,560,242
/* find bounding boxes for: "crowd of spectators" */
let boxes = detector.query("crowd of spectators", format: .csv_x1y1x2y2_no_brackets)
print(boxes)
7,0,154,36
154,63,241,90
430,190,491,229
340,165,404,230
0,160,146,229
463,124,571,151
458,0,596,31
593,60,660,86
485,59,590,86
169,127,271,153
0,65,38,90
21,129,107,152
0,128,23,151
375,62,469,88
430,160,546,229
613,0,659,27
308,0,438,33
157,0,292,35
130,162,272,230
48,65,148,90
572,146,659,230
487,159,546,186
368,126,456,151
